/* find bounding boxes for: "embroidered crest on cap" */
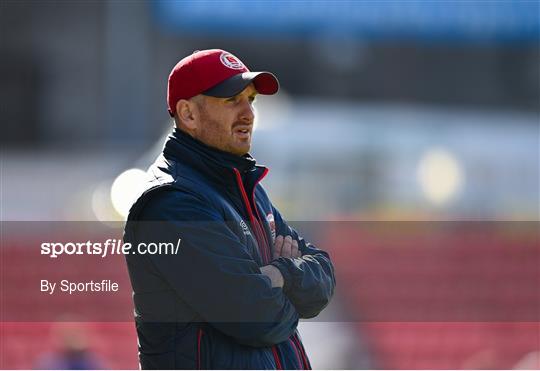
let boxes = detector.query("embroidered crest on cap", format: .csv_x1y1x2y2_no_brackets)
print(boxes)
220,52,245,70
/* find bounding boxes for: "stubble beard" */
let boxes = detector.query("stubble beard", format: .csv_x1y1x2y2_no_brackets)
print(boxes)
197,111,250,156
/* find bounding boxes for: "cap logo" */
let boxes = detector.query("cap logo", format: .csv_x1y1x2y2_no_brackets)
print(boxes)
220,52,244,70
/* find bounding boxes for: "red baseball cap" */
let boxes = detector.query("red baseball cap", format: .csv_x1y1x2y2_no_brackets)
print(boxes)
167,49,279,116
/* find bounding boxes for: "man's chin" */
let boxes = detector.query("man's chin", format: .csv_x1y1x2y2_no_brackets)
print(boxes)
230,143,251,156
233,148,250,157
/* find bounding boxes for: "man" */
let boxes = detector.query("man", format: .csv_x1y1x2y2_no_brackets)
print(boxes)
124,49,335,369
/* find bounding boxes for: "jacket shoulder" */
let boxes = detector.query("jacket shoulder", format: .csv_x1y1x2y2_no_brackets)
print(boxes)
127,155,219,222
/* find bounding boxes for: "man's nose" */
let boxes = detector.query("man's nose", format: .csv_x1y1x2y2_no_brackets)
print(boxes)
239,100,255,123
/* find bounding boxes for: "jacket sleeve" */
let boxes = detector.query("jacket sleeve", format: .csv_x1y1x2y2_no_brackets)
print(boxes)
268,206,336,319
130,188,299,347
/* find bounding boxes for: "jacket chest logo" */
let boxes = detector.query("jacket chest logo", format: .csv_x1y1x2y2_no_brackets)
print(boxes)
239,220,251,236
266,213,276,242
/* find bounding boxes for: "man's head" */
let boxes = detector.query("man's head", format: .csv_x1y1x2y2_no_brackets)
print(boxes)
174,84,257,156
167,49,279,156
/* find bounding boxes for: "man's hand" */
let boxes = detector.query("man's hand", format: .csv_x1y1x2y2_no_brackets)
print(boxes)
260,265,284,288
261,235,301,288
273,235,302,259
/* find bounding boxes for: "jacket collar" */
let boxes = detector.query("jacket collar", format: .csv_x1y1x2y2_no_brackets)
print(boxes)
163,128,266,186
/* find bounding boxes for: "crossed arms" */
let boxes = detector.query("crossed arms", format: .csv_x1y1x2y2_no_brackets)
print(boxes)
129,188,336,347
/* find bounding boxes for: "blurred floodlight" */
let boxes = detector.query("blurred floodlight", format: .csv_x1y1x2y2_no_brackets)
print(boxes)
417,148,463,205
110,168,147,219
91,181,119,222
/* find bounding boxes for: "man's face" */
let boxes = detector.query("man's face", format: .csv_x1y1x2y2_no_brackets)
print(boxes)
192,84,257,156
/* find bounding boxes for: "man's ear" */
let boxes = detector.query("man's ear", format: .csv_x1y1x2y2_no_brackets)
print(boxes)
176,99,197,130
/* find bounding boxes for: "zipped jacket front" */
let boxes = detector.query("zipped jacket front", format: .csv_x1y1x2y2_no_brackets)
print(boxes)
124,128,336,369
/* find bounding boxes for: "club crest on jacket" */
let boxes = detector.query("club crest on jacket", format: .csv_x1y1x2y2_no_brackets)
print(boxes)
266,213,276,242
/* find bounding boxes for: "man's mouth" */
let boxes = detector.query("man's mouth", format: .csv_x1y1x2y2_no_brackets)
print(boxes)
233,126,252,139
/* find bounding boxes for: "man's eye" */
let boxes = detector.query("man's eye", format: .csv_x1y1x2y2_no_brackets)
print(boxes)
249,97,256,103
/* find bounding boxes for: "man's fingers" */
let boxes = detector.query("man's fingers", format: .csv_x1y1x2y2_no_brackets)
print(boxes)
273,235,284,259
281,235,293,258
273,235,301,259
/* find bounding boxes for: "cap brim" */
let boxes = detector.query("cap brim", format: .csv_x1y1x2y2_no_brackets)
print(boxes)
202,72,279,98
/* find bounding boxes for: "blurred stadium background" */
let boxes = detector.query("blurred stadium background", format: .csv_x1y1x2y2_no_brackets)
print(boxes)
1,1,539,369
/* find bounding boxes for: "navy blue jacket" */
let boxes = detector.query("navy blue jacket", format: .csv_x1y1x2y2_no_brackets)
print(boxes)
124,129,335,369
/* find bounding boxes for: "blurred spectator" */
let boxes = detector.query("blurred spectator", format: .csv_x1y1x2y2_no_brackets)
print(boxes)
34,322,105,370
